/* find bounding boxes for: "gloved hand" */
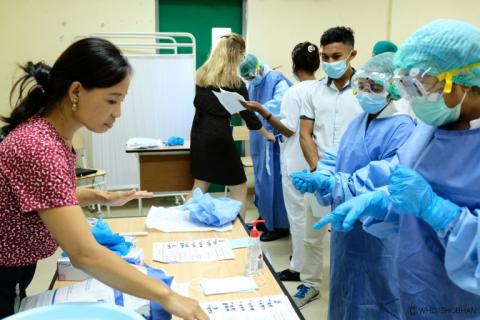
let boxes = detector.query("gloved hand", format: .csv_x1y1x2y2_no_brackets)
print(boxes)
164,136,184,146
388,164,461,231
290,169,334,194
313,190,389,232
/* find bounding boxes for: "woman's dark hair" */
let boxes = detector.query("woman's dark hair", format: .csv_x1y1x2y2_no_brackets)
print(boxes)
320,26,355,47
1,37,131,136
291,42,320,74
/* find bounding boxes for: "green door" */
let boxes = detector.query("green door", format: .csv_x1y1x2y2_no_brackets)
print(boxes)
158,0,243,69
158,0,244,192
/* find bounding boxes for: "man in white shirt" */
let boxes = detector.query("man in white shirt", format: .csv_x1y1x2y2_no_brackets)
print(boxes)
294,26,362,308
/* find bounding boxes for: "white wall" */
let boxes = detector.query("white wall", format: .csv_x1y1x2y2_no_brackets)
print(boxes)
245,0,479,82
245,0,390,80
2,0,478,115
390,0,479,43
0,0,156,119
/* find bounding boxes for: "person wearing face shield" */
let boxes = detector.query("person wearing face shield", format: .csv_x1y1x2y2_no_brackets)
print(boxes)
291,52,416,319
238,54,292,242
311,19,480,319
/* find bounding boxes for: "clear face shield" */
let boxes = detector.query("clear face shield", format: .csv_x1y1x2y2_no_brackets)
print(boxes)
393,62,480,102
241,63,262,83
393,67,445,102
352,71,391,96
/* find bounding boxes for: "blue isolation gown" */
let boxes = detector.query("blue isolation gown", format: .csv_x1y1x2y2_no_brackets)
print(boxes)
317,105,416,320
248,70,291,231
340,122,480,319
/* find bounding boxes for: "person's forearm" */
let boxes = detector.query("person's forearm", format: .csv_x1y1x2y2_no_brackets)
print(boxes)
72,245,171,305
300,135,319,170
76,188,106,207
256,127,272,139
256,107,294,137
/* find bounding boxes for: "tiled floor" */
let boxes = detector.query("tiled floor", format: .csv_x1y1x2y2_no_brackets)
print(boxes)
28,192,330,319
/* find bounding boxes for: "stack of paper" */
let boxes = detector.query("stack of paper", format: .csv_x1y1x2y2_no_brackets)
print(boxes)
201,276,258,295
19,267,154,317
212,89,246,115
152,238,234,263
201,295,301,319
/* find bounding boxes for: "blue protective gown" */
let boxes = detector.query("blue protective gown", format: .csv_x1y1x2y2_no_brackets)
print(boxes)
317,108,416,320
248,70,291,231
342,123,480,319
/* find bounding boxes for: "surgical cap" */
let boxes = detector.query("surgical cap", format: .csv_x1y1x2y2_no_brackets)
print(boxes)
358,52,400,100
240,54,259,77
363,52,395,74
372,40,398,55
394,19,480,87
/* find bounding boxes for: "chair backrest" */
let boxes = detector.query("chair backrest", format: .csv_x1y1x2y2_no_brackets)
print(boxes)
232,126,250,141
72,133,88,168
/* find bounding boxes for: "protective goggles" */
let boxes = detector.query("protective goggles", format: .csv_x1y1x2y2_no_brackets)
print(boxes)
352,71,391,95
394,62,480,101
241,63,261,81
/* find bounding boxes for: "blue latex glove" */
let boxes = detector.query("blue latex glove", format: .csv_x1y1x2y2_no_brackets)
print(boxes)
147,266,174,320
164,136,184,146
290,169,334,194
183,188,241,227
313,190,389,232
388,164,461,231
91,218,132,256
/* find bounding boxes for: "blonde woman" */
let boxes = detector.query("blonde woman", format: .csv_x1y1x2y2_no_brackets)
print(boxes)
189,33,274,218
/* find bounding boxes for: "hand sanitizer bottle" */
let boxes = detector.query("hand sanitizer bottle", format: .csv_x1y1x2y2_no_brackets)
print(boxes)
245,220,265,276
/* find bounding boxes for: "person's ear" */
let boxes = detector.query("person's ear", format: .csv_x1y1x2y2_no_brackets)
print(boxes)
453,84,471,98
68,81,82,102
349,49,357,60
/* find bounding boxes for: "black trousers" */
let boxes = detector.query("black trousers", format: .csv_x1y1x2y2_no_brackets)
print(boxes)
0,264,36,318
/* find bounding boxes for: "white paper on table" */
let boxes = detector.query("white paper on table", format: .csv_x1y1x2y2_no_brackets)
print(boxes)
153,238,234,263
145,206,233,232
126,137,163,149
201,295,301,320
201,276,258,295
19,266,152,316
212,89,246,114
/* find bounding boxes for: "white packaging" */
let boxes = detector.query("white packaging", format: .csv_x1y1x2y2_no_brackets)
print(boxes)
57,247,144,281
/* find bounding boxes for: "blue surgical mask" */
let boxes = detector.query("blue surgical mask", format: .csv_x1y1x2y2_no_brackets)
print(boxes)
322,60,348,79
322,52,352,79
251,75,264,86
355,91,389,114
411,93,465,127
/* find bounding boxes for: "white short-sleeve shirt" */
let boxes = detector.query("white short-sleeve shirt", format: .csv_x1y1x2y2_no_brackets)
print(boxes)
300,76,363,157
279,80,315,175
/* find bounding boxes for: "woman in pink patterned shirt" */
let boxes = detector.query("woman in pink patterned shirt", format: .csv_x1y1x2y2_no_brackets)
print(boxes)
0,38,208,320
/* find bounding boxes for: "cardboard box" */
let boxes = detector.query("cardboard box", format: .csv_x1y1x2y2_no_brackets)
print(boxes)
57,247,145,281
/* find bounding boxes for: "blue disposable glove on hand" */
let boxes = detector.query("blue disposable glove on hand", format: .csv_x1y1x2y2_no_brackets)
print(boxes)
313,190,389,232
388,164,461,231
290,169,334,194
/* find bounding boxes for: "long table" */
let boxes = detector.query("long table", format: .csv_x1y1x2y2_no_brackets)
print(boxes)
51,217,304,319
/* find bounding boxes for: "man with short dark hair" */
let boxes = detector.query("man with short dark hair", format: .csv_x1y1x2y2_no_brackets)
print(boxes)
293,26,362,308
